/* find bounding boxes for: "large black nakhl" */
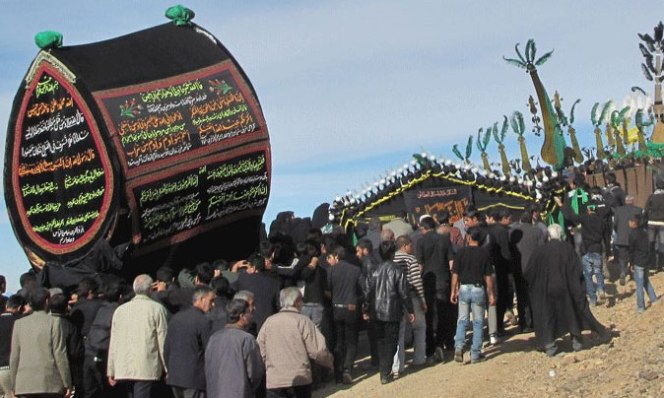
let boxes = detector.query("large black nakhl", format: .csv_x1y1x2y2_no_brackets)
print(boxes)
4,6,271,284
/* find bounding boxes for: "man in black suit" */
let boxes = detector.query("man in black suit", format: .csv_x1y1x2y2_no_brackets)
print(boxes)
416,216,455,361
164,285,216,398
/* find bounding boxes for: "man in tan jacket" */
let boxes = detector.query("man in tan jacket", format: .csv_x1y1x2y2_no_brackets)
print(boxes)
257,287,333,398
10,287,72,398
107,274,168,398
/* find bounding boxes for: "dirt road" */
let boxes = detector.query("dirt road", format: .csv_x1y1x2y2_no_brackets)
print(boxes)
316,271,664,397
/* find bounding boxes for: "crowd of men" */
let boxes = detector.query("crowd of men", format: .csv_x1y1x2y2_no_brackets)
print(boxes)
3,170,664,398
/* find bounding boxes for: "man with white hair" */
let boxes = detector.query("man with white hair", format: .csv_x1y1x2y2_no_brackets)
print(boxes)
524,225,611,357
164,285,216,398
107,274,168,398
257,287,333,398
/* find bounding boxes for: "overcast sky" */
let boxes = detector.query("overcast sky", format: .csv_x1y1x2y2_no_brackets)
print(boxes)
0,1,660,291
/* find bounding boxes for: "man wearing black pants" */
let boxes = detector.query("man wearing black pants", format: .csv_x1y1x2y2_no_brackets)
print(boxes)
327,246,362,385
416,217,455,361
364,240,414,384
487,210,512,335
356,239,380,368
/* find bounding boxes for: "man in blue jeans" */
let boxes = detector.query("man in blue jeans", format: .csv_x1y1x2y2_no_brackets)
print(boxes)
450,227,496,364
556,196,607,306
628,214,659,313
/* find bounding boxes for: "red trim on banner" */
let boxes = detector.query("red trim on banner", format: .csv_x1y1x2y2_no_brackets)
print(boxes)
12,63,115,255
93,61,269,180
125,140,271,253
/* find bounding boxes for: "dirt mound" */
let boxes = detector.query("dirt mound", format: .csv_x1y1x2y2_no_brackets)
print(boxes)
317,272,664,397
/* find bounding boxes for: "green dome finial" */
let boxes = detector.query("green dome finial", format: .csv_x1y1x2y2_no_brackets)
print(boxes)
165,5,195,26
35,31,63,50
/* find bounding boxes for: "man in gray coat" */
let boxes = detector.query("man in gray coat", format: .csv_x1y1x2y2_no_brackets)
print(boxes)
107,274,168,398
10,287,72,397
205,299,264,398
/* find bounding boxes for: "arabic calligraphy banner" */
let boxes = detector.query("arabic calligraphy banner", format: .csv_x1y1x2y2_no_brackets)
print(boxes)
402,186,471,225
4,22,271,266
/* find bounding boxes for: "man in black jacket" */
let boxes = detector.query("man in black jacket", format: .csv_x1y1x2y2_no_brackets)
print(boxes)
0,295,24,398
232,254,281,334
164,285,215,398
364,240,414,385
487,210,512,335
355,238,380,368
327,246,362,384
416,217,455,360
556,196,607,305
83,277,126,398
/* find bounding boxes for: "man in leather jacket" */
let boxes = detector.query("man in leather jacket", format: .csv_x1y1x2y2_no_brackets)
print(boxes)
363,240,415,384
356,238,380,368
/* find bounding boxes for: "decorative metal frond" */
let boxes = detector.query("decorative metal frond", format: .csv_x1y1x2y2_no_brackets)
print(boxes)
529,39,537,62
599,101,613,124
553,92,566,125
476,128,485,152
525,40,533,63
591,102,599,126
638,33,655,44
659,74,664,82
510,111,525,135
514,42,526,63
516,111,525,133
618,106,630,120
503,57,527,69
646,40,657,53
465,135,473,160
534,50,553,66
491,122,501,143
500,115,509,139
610,110,621,127
452,144,464,161
655,21,664,43
642,64,654,81
482,127,491,148
632,86,647,96
646,56,656,74
640,43,652,58
569,99,581,125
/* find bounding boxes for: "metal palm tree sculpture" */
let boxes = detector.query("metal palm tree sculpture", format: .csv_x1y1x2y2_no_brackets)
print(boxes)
510,111,532,172
639,21,664,141
591,101,612,159
492,117,511,176
476,127,492,171
610,106,630,156
635,108,654,151
553,92,583,163
504,39,566,169
452,135,473,165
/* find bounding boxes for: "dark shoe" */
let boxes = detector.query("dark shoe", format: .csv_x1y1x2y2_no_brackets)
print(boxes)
380,374,393,385
619,275,626,286
454,349,463,363
470,353,486,364
518,326,534,334
342,371,353,385
434,346,444,362
409,361,429,370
